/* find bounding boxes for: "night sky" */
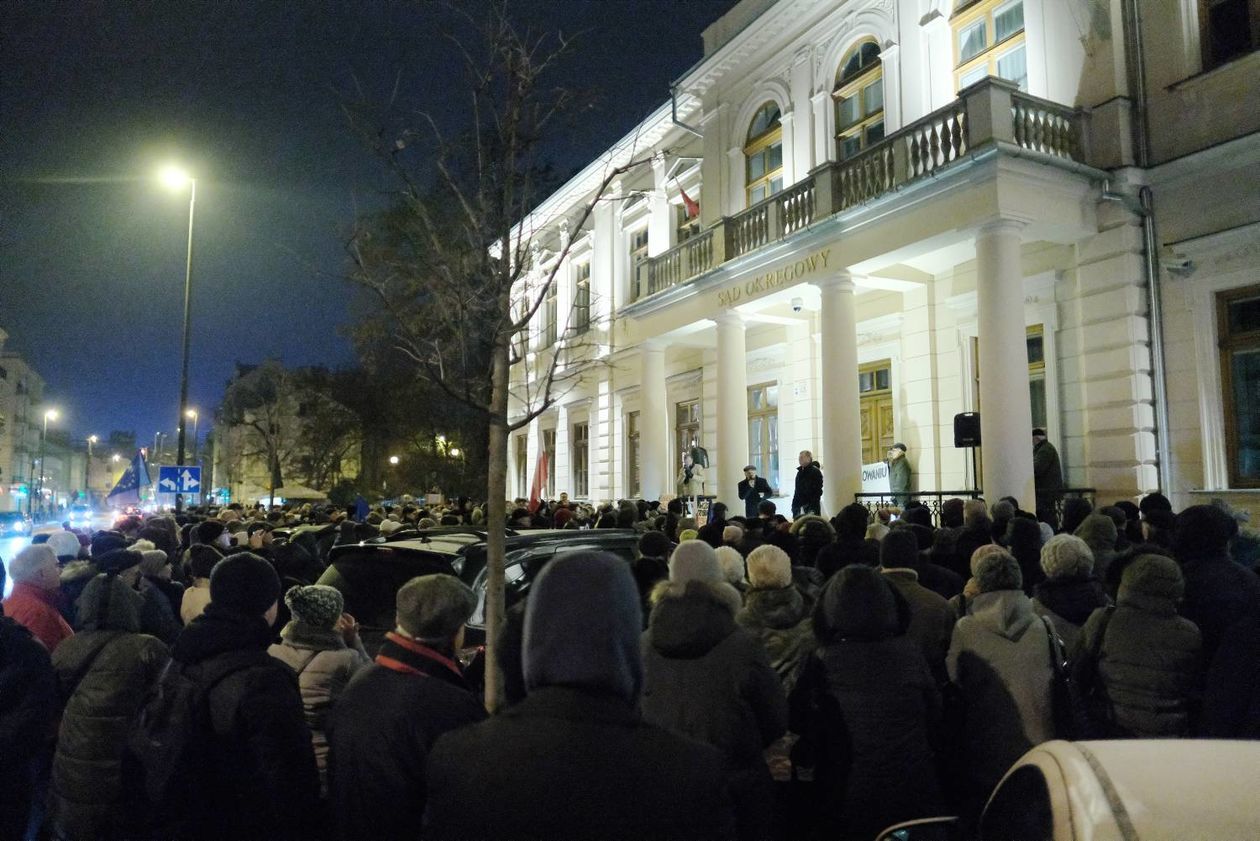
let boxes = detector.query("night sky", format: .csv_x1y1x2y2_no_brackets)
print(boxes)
0,0,737,447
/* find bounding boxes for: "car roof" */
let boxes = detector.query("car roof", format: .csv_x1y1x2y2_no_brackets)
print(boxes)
997,739,1260,840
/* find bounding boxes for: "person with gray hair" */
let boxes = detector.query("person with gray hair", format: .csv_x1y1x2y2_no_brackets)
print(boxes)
327,574,485,841
947,547,1057,816
1032,534,1110,650
2,543,74,652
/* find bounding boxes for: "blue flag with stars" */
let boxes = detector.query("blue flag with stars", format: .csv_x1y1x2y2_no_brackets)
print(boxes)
107,449,151,506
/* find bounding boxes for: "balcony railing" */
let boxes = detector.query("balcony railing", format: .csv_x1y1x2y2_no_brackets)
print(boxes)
632,77,1087,302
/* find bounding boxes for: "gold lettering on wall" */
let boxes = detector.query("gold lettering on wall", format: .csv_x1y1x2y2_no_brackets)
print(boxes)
718,248,832,308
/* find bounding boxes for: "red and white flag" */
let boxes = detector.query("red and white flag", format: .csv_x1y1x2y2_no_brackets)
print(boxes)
528,449,550,513
679,183,700,219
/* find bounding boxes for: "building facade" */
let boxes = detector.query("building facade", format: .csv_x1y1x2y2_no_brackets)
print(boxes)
0,327,47,513
507,0,1260,518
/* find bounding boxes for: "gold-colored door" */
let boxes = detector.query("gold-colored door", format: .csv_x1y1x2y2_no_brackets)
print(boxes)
860,393,895,464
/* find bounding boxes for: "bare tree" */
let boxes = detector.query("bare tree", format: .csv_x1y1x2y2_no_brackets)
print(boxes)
345,4,651,709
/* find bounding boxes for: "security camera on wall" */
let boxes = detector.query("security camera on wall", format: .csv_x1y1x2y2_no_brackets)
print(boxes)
791,296,804,313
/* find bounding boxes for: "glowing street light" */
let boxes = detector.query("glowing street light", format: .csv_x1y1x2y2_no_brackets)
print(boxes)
389,455,400,465
186,408,200,464
449,448,461,458
32,408,59,517
112,453,121,463
86,434,98,498
159,164,197,513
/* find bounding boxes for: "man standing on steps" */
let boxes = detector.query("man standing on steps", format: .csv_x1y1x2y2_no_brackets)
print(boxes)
738,465,774,520
791,450,823,518
1033,427,1063,514
888,443,911,509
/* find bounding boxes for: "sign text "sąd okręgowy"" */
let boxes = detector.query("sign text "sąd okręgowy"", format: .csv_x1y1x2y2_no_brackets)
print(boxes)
718,247,832,308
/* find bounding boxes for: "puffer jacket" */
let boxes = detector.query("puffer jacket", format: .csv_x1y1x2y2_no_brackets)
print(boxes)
736,584,816,694
48,577,169,840
947,589,1055,800
1032,575,1110,651
642,581,787,841
1070,554,1201,737
268,620,370,784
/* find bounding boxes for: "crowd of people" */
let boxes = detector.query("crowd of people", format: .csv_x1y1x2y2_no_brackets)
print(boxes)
2,489,1259,840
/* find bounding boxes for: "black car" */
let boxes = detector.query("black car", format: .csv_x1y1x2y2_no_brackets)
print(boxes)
0,510,32,537
314,529,641,654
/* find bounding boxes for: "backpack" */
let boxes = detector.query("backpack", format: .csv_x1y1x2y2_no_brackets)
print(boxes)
124,649,272,835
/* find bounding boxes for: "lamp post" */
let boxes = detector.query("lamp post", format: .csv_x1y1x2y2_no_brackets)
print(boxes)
34,408,58,520
160,165,197,514
186,409,199,464
86,434,98,503
386,454,399,497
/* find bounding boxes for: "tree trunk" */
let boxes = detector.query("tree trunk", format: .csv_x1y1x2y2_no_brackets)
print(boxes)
482,316,512,713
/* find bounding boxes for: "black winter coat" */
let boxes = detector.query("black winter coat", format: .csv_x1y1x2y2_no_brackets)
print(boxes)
424,686,736,841
792,462,823,516
49,630,168,839
1179,554,1260,663
166,604,320,840
0,614,57,840
327,633,486,841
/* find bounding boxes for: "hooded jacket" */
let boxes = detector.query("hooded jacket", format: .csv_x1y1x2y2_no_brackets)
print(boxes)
736,584,816,695
424,553,735,841
1070,554,1201,737
0,610,57,840
48,575,169,840
947,588,1055,798
1032,575,1110,651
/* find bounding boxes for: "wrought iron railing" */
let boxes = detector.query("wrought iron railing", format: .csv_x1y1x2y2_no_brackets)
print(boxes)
852,486,1097,529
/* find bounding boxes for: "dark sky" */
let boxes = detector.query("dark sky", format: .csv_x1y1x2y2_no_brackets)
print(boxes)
0,0,737,449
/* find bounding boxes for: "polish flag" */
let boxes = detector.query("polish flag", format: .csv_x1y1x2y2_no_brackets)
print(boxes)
528,449,550,513
679,184,700,219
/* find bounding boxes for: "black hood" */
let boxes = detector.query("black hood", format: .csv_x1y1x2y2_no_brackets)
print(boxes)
171,601,275,665
648,581,737,658
1033,576,1109,626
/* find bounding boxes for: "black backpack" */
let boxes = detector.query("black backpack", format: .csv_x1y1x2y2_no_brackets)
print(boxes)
124,649,272,836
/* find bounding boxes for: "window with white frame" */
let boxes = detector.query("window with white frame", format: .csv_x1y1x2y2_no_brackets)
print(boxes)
1218,286,1260,486
626,410,641,497
744,102,783,206
953,0,1027,91
833,40,885,161
572,421,589,497
573,260,591,335
748,384,779,482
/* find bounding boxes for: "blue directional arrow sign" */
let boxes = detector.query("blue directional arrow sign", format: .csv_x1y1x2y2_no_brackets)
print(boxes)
158,466,201,493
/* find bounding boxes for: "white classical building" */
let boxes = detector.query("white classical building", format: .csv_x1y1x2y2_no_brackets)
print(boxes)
508,0,1260,519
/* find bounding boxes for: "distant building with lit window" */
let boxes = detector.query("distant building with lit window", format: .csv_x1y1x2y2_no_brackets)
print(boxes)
507,0,1260,518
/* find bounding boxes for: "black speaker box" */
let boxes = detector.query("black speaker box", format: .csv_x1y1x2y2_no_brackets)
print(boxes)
954,412,981,448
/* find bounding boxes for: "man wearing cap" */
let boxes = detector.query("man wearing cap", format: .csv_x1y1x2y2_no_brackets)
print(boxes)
157,552,319,839
1032,428,1064,514
737,465,774,521
327,574,485,841
888,443,911,508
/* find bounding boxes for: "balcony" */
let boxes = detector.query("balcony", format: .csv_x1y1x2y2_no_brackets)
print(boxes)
632,77,1090,302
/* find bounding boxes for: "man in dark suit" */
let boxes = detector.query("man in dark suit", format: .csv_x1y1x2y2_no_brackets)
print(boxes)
737,465,774,520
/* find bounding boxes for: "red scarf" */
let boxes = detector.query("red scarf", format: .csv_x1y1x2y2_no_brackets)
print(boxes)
375,631,464,680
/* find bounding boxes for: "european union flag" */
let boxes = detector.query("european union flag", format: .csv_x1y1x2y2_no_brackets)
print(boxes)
107,450,152,506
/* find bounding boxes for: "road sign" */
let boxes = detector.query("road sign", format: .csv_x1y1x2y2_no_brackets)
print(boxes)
158,466,201,494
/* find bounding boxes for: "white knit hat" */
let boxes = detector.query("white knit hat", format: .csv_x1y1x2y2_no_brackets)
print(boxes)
714,546,745,586
1040,533,1095,579
746,544,792,590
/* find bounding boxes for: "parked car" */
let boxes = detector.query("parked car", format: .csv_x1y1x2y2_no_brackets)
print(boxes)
0,510,32,537
876,739,1260,841
313,529,641,654
67,504,93,529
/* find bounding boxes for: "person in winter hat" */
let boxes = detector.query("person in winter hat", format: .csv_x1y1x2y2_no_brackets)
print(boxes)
1069,554,1200,737
179,543,223,625
3,543,74,652
631,531,671,627
1032,533,1110,651
714,545,747,591
152,552,319,839
1172,504,1260,664
879,527,954,683
643,541,786,841
424,554,736,841
47,530,82,563
1074,513,1119,583
947,549,1055,816
269,585,370,794
138,547,184,621
48,573,169,839
738,544,815,694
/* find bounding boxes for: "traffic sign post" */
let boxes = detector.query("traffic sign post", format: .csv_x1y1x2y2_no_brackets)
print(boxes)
158,466,201,495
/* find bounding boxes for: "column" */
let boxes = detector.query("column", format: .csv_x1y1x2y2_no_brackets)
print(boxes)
648,153,672,257
976,219,1036,508
815,273,863,516
639,341,668,500
715,312,750,504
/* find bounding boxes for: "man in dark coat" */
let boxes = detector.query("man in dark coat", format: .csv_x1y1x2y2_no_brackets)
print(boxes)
887,443,911,508
1032,428,1064,514
0,561,58,841
424,552,735,841
1172,505,1260,664
791,450,823,518
738,465,774,520
327,574,486,841
159,552,320,839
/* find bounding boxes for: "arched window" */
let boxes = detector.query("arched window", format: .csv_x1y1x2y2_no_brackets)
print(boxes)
744,101,783,205
833,40,885,160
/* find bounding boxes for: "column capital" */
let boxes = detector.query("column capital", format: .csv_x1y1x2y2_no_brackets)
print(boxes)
812,271,856,294
640,339,665,354
978,218,1026,238
713,310,744,327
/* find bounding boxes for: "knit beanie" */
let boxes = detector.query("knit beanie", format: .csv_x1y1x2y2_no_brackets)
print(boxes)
210,552,280,616
637,530,671,559
746,544,792,590
721,524,744,545
974,549,1023,593
669,539,722,585
193,520,227,546
879,528,920,570
91,530,128,558
94,548,142,575
1119,553,1184,604
714,546,746,586
284,584,345,629
188,543,224,579
1040,533,1095,579
47,530,81,561
139,550,170,578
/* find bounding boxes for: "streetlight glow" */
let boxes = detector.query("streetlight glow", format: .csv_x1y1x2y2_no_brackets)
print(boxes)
44,408,59,422
388,455,400,465
88,434,98,444
112,454,121,462
186,408,198,419
449,448,461,457
159,165,193,190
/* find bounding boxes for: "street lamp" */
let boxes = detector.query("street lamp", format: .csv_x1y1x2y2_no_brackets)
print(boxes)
33,408,58,519
86,434,98,501
160,164,197,513
112,453,121,463
385,455,399,497
186,409,199,464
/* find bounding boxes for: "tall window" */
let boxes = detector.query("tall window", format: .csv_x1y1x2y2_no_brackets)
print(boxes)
954,0,1027,91
833,40,885,160
1201,0,1260,69
675,399,702,468
1219,286,1260,486
573,261,591,335
571,422,590,498
748,384,779,482
626,411,641,497
514,434,528,499
542,428,556,496
676,203,701,243
629,227,650,266
540,286,558,349
1027,325,1047,430
744,102,783,206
